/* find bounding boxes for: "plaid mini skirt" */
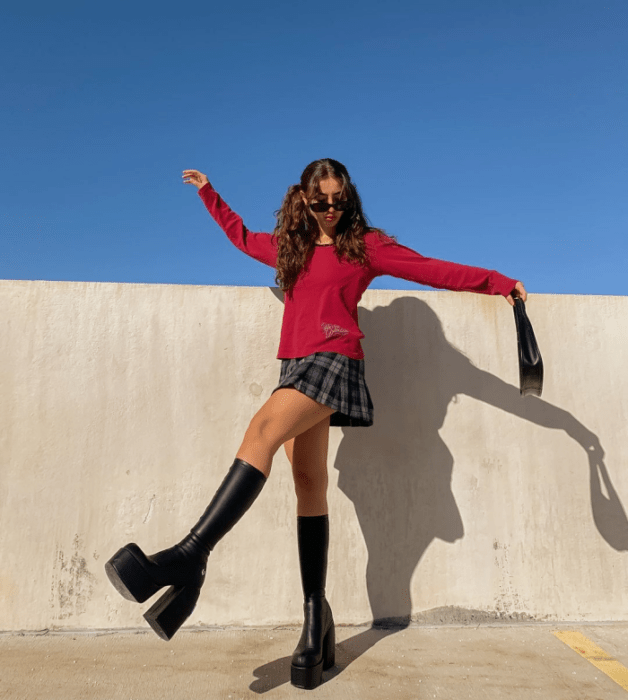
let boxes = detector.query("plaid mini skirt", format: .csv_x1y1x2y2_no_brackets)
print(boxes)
273,352,374,427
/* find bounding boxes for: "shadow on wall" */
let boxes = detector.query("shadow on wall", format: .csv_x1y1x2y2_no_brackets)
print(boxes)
339,296,622,626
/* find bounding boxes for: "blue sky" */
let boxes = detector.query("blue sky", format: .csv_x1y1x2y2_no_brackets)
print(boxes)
2,1,626,295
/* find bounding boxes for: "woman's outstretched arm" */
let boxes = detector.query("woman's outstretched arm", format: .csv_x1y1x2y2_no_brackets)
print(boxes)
183,169,277,268
369,234,526,305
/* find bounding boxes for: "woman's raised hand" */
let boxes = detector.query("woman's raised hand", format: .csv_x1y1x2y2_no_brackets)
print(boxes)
506,280,527,307
182,169,210,189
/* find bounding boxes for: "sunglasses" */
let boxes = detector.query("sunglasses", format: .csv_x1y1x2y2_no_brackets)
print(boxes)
309,200,351,213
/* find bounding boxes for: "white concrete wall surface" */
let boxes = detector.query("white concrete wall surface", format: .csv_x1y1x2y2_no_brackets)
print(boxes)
1,279,627,633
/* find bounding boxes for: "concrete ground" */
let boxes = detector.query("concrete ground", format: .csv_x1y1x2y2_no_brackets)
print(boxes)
2,622,628,700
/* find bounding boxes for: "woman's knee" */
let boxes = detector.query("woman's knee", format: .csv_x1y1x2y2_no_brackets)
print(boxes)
242,414,275,449
243,399,284,440
292,466,328,496
289,416,330,495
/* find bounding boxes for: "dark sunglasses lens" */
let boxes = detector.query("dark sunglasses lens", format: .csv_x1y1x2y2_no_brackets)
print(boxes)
310,201,350,212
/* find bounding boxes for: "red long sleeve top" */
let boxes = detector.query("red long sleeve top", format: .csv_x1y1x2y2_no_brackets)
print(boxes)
198,183,518,360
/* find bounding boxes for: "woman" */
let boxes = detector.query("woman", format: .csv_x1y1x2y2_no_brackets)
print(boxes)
105,158,526,690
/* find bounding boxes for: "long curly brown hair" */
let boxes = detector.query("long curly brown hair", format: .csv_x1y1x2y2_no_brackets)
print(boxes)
272,159,394,297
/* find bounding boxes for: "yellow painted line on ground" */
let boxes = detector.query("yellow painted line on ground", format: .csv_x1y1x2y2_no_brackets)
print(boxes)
553,630,628,692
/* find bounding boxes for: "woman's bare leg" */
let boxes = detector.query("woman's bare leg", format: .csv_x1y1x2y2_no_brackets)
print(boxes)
236,388,334,478
284,416,331,517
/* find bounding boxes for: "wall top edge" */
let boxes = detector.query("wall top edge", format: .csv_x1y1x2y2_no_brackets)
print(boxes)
0,278,624,299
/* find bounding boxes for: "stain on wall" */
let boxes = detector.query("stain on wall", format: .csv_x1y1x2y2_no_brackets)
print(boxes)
493,539,529,616
49,534,96,620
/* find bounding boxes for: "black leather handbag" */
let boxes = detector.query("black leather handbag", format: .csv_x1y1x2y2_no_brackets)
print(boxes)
513,298,543,397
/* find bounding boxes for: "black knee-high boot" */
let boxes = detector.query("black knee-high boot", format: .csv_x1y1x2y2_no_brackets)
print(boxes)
290,515,335,690
105,458,266,641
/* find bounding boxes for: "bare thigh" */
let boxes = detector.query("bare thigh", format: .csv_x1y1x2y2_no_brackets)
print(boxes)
236,387,335,476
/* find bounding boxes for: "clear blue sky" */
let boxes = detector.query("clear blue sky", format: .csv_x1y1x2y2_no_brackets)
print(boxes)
2,1,626,295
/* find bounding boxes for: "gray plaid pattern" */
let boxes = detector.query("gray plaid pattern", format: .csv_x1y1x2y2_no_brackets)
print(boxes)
274,352,374,427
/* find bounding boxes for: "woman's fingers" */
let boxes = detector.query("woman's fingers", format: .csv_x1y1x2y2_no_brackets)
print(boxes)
506,281,528,306
182,169,208,188
514,281,527,302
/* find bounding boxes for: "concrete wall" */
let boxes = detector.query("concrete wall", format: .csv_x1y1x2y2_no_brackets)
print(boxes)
1,279,627,632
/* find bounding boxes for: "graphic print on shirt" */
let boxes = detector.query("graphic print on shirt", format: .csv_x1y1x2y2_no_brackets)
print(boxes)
322,322,349,339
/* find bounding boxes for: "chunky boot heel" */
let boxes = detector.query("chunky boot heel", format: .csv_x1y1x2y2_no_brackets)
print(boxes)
143,585,201,641
105,543,162,603
291,658,323,690
322,623,335,670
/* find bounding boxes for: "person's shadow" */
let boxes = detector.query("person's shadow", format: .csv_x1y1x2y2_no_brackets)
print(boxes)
250,293,621,693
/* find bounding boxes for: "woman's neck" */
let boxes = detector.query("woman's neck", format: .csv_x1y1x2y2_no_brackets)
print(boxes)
315,229,336,245
315,221,337,245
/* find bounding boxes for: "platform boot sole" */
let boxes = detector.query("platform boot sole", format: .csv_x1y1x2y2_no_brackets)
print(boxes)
290,623,335,690
104,543,163,604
